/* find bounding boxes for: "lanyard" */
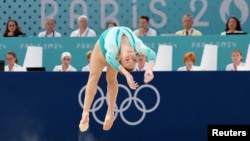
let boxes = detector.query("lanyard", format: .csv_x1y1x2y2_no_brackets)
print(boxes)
140,28,149,36
85,29,89,36
183,29,193,35
79,28,89,37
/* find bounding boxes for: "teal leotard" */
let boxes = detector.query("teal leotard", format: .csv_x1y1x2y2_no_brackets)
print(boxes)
99,26,156,71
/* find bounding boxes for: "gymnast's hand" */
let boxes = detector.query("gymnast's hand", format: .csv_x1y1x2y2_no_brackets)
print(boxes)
126,74,139,90
144,70,154,83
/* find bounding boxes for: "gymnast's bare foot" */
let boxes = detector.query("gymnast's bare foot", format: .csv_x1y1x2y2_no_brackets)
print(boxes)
79,113,89,132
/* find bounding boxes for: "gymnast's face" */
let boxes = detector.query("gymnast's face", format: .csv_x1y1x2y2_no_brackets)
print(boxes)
119,48,137,71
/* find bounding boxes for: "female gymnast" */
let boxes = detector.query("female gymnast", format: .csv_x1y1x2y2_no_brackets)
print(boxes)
79,26,156,132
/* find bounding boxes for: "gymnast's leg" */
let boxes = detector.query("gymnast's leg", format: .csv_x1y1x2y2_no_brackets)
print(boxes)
103,65,119,131
79,41,106,132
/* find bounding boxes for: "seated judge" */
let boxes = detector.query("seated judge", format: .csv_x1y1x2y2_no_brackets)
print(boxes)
176,14,202,36
38,17,61,37
134,53,147,71
226,49,245,71
82,50,107,71
4,51,26,72
82,50,92,71
220,16,245,35
53,52,77,72
133,15,157,36
106,21,117,29
177,52,202,71
70,15,96,37
3,19,25,37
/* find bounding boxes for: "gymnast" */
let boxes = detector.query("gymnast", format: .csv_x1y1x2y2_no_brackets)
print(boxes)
79,26,156,132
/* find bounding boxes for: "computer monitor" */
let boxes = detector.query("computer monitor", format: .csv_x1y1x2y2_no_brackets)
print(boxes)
26,67,46,72
0,60,4,71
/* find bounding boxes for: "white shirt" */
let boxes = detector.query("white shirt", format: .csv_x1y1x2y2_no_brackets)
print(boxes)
226,62,245,71
82,64,107,71
38,31,62,37
220,30,244,35
82,64,90,71
53,65,77,72
70,28,96,37
134,62,147,71
133,28,157,36
176,28,202,36
4,64,26,72
177,65,203,71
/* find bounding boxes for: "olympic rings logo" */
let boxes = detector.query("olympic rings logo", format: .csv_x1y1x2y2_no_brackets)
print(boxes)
78,84,160,126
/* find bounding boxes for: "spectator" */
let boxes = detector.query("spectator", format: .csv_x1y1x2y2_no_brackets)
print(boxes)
133,15,157,36
53,52,77,72
3,19,24,37
226,50,245,71
134,53,147,71
38,17,61,37
221,16,245,35
176,14,202,36
70,15,96,37
106,21,117,29
4,51,26,71
177,52,202,71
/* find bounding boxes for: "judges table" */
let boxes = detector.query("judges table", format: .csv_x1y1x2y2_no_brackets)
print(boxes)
0,72,250,141
0,35,250,71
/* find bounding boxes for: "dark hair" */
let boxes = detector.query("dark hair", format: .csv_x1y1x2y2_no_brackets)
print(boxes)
3,19,24,37
6,51,18,63
225,16,242,31
106,21,117,29
140,15,150,22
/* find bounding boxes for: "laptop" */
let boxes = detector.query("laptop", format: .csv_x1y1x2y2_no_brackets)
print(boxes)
0,60,4,71
26,67,46,72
